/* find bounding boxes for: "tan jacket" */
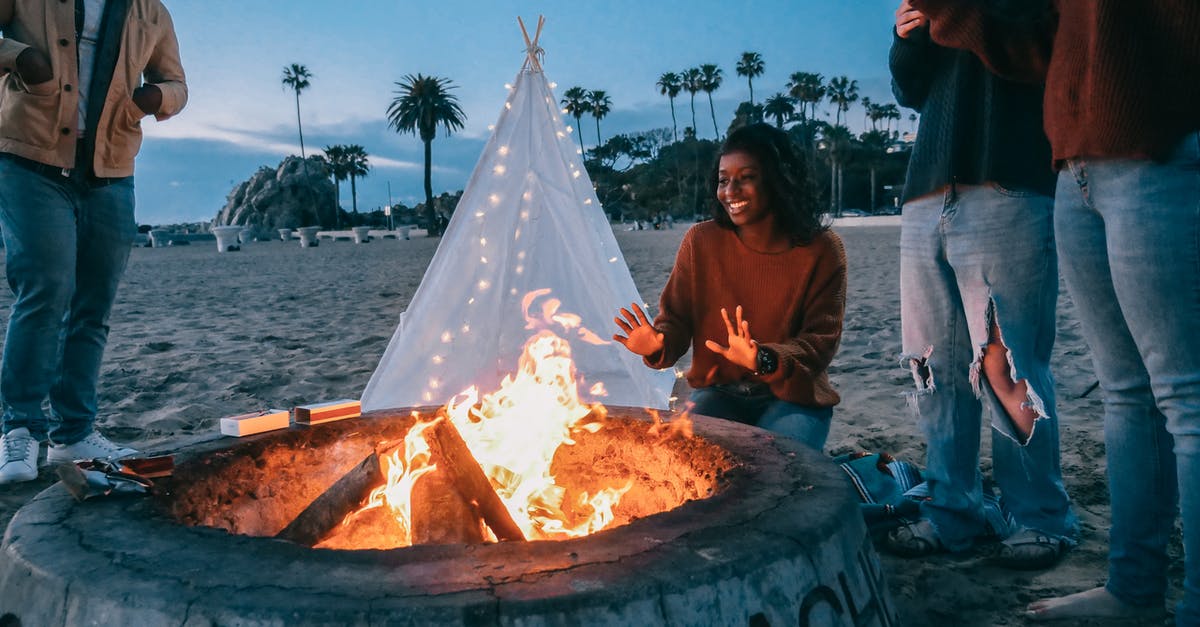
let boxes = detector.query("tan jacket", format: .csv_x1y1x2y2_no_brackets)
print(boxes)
0,0,186,177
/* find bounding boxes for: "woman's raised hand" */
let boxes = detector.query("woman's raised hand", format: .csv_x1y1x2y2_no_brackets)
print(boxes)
613,303,665,356
704,305,758,371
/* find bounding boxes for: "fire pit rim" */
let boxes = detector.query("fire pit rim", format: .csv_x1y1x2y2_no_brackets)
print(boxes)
1,411,868,625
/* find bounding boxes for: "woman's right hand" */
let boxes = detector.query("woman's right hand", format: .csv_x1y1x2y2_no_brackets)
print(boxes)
613,303,665,357
895,0,927,38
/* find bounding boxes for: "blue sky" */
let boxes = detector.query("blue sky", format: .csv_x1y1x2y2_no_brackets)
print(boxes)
136,0,900,226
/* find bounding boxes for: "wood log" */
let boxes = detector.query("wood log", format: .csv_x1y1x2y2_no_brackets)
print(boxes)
425,415,527,542
410,467,487,544
275,452,382,546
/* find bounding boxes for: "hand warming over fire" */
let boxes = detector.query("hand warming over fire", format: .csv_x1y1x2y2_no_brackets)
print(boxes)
704,306,758,371
613,303,665,356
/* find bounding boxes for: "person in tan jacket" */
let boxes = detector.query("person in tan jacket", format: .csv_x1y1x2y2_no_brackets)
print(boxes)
0,0,186,484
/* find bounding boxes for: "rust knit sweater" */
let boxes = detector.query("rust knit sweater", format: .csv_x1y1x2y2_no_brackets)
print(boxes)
912,0,1200,165
646,222,847,408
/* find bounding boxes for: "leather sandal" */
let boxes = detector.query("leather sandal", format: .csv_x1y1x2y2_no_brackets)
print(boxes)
884,519,945,557
994,528,1069,570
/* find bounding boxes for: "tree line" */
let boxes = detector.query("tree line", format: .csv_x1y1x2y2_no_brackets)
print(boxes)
273,51,914,235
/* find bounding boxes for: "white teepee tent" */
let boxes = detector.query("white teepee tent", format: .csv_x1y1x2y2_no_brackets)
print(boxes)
361,18,674,412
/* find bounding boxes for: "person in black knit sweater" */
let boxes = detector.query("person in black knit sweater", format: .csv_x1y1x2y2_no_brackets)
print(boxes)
886,0,1076,571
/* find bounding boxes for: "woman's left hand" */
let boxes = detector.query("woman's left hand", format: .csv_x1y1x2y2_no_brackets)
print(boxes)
704,305,758,371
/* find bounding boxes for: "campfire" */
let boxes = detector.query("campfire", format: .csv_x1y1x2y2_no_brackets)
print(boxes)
168,291,728,550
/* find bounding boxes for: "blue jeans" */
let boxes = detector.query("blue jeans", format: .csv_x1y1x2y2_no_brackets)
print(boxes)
900,183,1076,552
0,157,135,445
1055,131,1200,622
688,383,833,450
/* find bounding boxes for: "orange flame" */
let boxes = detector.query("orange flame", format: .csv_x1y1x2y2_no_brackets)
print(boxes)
368,291,644,544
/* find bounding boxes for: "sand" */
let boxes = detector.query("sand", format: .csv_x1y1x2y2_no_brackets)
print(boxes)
0,222,1184,625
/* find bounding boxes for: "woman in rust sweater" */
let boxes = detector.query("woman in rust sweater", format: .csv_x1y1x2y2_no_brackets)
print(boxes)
613,123,847,451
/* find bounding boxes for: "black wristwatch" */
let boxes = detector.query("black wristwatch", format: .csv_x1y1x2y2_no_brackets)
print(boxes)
754,345,778,376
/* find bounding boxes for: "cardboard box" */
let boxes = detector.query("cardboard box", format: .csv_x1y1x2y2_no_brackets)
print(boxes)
294,399,361,425
220,409,291,437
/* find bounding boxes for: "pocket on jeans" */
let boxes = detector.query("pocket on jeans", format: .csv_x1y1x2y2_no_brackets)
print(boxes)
988,182,1042,198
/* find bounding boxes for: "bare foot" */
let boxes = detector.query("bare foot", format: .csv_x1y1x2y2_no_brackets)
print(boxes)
1025,586,1166,622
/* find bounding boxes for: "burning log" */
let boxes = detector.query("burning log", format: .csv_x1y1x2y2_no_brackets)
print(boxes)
410,468,487,544
425,413,527,542
275,452,383,546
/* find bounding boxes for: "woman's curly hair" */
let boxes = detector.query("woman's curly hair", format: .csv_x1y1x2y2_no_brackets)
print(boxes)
707,122,828,245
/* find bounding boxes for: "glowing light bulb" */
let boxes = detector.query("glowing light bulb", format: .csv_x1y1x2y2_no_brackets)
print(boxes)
498,145,510,156
493,164,507,175
441,331,453,343
432,355,444,365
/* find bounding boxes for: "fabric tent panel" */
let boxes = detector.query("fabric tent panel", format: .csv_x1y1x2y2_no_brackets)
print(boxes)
361,66,673,412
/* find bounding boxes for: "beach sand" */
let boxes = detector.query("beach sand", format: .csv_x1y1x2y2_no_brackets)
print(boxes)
0,222,1184,625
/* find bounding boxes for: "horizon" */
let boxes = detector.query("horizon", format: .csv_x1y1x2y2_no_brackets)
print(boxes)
134,1,900,227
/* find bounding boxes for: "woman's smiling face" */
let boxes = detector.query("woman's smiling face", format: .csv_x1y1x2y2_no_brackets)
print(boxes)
717,151,772,229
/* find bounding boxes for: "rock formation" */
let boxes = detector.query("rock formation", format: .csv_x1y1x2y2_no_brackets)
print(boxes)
213,156,336,232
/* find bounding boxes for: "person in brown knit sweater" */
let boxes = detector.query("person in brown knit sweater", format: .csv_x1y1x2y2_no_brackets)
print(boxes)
613,123,847,451
912,1,1200,623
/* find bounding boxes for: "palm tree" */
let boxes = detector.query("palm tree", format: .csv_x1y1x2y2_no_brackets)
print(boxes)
763,93,795,129
698,63,723,138
386,74,466,236
787,71,826,123
826,75,859,128
860,96,874,130
560,86,590,153
322,144,349,228
818,123,854,216
882,103,902,134
281,64,312,160
682,67,702,136
859,129,889,213
588,89,612,146
344,144,371,217
735,52,765,105
656,72,683,142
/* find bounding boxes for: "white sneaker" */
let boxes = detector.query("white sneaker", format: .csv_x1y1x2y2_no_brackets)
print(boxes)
0,427,40,484
47,431,138,464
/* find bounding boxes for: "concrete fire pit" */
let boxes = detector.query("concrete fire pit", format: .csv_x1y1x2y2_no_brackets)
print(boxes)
0,409,896,626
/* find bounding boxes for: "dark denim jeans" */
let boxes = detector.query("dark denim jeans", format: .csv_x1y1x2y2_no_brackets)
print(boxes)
1055,131,1200,622
688,383,833,451
900,183,1076,551
0,158,135,445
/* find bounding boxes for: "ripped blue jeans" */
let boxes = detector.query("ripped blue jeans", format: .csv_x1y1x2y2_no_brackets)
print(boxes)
900,183,1076,551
